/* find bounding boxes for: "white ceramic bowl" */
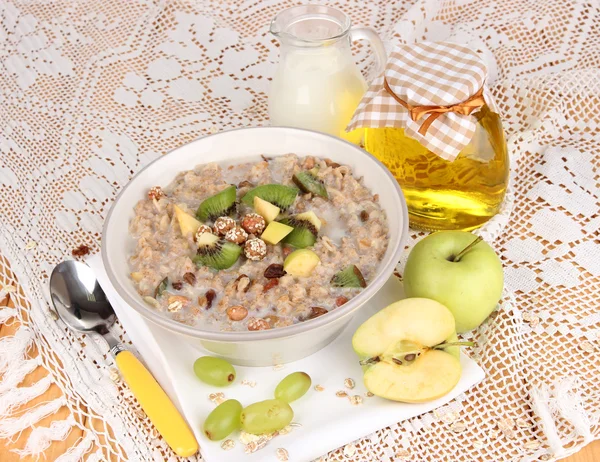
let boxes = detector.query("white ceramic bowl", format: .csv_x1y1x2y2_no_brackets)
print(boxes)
102,127,408,366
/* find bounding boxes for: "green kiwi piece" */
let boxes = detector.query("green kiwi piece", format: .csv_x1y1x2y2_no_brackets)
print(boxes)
154,277,168,298
279,217,317,248
331,265,367,288
193,239,242,270
196,185,237,222
241,184,298,210
292,169,328,199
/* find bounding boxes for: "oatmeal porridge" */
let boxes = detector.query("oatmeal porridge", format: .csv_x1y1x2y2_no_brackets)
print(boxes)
128,154,389,331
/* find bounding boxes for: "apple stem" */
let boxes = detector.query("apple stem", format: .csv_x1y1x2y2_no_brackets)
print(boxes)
452,236,484,262
433,341,475,349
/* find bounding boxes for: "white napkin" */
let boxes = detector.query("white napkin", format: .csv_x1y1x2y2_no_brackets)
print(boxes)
87,254,485,462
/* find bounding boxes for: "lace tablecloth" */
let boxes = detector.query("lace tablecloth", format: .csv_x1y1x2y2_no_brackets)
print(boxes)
1,0,598,460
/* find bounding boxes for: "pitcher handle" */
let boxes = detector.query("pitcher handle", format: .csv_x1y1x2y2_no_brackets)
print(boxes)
350,27,387,74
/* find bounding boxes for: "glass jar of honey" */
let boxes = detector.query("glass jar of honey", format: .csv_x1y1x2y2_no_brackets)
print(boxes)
349,42,509,231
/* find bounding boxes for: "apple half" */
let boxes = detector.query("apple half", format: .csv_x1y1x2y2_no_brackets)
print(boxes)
352,298,462,403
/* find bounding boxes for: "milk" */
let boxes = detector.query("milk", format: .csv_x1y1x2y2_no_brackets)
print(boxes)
269,46,367,144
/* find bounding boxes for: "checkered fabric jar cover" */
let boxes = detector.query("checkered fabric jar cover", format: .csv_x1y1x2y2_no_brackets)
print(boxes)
348,41,498,161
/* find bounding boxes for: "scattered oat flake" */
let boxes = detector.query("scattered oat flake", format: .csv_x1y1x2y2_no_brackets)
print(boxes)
244,441,258,454
579,340,594,352
343,443,356,457
396,448,410,458
442,412,458,423
221,439,235,450
344,378,355,389
273,364,284,371
241,379,257,387
489,429,501,439
516,418,530,428
2,285,16,293
450,422,466,433
276,447,289,461
25,241,37,250
108,367,120,382
135,409,146,420
524,441,541,450
123,389,134,400
49,309,59,320
365,391,374,397
239,431,263,444
314,384,325,392
473,439,485,449
278,425,292,435
336,390,348,398
289,422,302,428
498,417,515,432
349,395,363,406
209,392,225,404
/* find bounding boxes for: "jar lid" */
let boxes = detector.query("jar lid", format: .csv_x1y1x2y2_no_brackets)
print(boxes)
348,41,497,160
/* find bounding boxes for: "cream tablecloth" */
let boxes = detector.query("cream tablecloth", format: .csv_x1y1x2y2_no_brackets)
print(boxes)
0,0,598,460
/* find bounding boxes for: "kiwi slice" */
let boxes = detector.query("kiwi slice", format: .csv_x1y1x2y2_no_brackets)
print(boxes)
193,235,242,270
196,185,237,222
241,184,298,210
279,216,318,249
292,169,328,199
331,265,367,288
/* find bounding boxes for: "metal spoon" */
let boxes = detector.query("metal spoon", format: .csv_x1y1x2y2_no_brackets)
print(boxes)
50,260,198,457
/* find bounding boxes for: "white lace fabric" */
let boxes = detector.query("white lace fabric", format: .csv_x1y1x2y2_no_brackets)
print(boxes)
0,1,598,461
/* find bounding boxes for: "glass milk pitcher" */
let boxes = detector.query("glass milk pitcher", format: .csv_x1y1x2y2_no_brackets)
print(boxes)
268,5,386,144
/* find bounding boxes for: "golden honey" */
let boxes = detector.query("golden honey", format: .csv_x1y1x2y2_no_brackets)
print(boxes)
364,105,509,231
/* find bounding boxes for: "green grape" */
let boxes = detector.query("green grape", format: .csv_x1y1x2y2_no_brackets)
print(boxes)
193,356,236,387
240,399,294,435
274,372,312,403
203,399,243,441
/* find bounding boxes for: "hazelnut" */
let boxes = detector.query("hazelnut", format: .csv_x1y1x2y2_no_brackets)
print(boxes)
227,305,248,321
247,318,270,331
213,217,236,236
148,186,164,200
241,213,266,235
224,226,248,244
194,224,213,243
244,238,267,261
336,296,349,307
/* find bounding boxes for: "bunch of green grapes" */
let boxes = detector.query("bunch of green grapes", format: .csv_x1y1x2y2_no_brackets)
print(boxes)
194,356,312,441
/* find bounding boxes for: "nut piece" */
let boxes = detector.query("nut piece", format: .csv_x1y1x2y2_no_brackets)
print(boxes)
183,272,196,285
171,281,183,290
241,213,266,235
264,264,286,279
234,274,251,293
238,180,254,189
199,289,216,310
263,314,279,327
227,305,248,321
308,307,328,319
360,210,369,222
213,216,236,236
244,238,267,261
263,278,279,293
335,296,349,307
194,224,213,243
247,318,270,331
148,186,164,200
225,226,248,244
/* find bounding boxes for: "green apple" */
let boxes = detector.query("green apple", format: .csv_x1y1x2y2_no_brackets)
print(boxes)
352,298,465,403
403,231,503,333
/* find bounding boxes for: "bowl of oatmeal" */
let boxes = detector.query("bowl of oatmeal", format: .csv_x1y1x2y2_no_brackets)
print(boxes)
102,127,408,366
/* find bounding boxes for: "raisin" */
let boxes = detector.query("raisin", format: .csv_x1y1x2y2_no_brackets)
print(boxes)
264,264,286,279
171,281,183,290
263,279,279,293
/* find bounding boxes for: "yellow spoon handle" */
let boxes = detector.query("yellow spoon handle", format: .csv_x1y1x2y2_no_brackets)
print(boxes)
115,350,198,457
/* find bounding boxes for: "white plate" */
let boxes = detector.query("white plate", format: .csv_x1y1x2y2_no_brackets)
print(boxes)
88,255,485,462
